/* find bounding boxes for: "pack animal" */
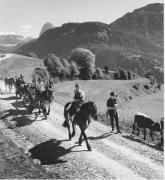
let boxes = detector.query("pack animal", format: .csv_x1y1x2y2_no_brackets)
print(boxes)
4,78,15,93
132,112,161,141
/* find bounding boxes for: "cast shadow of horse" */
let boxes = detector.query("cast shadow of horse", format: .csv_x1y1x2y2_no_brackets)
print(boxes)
29,139,79,165
122,134,163,151
1,109,34,127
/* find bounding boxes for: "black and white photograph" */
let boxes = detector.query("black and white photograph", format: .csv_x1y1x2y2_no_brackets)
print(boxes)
0,0,164,179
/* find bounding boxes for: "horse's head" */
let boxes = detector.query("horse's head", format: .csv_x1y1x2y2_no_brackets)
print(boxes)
88,101,98,121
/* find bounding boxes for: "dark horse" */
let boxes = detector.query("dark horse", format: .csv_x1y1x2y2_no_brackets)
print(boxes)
64,101,98,151
4,78,15,93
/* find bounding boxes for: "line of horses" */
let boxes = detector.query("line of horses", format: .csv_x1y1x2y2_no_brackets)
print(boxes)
4,77,52,119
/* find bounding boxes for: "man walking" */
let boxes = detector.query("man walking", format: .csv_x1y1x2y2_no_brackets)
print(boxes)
107,91,121,133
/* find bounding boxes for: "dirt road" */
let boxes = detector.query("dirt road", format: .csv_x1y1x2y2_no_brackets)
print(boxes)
0,83,164,179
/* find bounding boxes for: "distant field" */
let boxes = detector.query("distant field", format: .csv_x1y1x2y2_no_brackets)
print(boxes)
0,54,44,82
54,79,164,134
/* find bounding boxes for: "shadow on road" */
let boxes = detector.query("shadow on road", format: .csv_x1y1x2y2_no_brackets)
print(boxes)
88,132,113,141
122,134,163,151
0,108,34,127
0,96,16,101
29,139,80,165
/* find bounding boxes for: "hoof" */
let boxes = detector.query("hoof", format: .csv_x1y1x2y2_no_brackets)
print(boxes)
87,147,92,151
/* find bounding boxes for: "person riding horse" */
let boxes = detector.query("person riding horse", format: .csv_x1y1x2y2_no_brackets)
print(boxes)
69,83,85,113
63,84,85,127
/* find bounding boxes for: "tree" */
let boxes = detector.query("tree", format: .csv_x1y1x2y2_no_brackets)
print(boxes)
118,67,128,80
70,61,79,79
127,70,133,80
44,53,64,78
70,48,96,80
94,68,104,79
61,58,71,79
114,68,120,80
104,66,109,74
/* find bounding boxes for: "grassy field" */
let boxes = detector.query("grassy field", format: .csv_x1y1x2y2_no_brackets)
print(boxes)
54,78,164,135
0,54,44,82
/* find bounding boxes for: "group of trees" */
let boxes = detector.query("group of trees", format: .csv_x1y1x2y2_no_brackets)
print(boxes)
43,48,138,81
44,48,96,80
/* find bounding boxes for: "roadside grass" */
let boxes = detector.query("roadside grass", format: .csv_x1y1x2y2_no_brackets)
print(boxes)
0,130,54,179
54,78,163,144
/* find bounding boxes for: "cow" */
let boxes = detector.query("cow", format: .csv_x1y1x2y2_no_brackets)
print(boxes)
132,112,161,141
160,117,164,146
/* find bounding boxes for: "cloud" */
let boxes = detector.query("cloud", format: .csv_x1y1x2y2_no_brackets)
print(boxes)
20,25,32,33
0,31,16,35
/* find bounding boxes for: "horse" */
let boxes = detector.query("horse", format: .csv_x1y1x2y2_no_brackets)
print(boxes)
29,88,53,119
40,89,53,119
64,101,98,151
4,78,15,93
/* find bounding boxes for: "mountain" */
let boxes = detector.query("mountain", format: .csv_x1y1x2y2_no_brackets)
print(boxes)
0,35,33,45
15,3,164,78
39,22,54,37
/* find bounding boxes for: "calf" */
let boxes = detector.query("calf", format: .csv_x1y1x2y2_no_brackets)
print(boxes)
132,112,161,141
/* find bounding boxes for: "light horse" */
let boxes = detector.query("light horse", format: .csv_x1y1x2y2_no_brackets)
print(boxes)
4,78,15,93
64,101,98,151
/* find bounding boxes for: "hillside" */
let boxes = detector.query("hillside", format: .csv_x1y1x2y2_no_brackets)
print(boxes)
0,54,44,82
15,3,163,78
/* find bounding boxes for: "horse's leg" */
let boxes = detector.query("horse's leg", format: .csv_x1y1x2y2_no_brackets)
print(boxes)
67,122,72,140
71,120,76,137
78,132,83,146
47,104,50,115
38,101,41,114
82,129,91,151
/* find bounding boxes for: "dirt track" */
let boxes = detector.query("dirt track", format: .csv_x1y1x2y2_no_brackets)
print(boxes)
0,82,164,179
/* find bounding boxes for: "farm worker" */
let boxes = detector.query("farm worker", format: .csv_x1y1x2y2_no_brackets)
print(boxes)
19,74,25,84
31,78,36,89
107,91,121,133
45,76,54,101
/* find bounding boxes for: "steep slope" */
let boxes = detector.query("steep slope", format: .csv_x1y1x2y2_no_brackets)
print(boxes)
39,22,54,37
15,3,163,77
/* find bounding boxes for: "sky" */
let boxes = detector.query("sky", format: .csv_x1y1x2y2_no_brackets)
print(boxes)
0,0,163,37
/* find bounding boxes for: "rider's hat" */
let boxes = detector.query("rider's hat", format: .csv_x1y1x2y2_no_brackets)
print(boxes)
75,83,79,88
110,91,115,96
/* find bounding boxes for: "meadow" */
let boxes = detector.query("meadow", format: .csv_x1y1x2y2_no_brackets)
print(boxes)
54,78,164,136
